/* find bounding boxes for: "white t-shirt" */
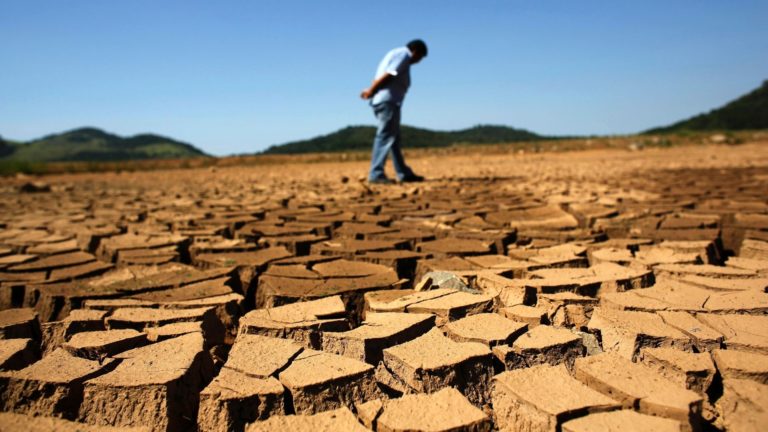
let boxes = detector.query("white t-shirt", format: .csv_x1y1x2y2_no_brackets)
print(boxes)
371,46,412,106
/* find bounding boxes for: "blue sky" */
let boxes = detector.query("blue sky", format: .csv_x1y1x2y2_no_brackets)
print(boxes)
1,1,766,155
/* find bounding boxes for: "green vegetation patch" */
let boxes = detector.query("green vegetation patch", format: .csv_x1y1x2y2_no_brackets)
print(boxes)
646,80,768,133
262,124,546,154
1,127,209,163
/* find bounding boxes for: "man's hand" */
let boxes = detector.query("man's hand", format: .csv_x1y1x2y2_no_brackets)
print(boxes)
360,73,393,100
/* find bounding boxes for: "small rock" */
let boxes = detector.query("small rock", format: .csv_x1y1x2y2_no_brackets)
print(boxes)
573,329,603,356
19,181,51,193
419,271,478,293
709,134,728,144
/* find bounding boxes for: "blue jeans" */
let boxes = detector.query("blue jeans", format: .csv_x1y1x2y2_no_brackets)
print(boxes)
368,101,414,181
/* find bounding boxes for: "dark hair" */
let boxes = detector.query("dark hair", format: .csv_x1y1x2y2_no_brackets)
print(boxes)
407,39,428,57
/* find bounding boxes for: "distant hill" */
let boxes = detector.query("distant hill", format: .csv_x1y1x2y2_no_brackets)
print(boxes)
262,124,545,154
1,127,208,162
0,136,17,158
646,80,768,133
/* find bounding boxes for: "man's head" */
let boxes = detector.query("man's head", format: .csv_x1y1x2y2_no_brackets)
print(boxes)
407,39,428,64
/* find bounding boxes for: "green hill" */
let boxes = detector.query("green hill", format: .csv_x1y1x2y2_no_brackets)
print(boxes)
646,80,768,133
262,124,545,154
0,136,18,158
1,127,208,162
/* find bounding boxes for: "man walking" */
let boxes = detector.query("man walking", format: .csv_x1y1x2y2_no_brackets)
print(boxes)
360,39,428,184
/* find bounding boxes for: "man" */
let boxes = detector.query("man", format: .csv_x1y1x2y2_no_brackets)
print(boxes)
360,39,428,184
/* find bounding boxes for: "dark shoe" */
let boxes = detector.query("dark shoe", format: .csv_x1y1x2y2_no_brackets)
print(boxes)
368,177,395,185
399,174,425,183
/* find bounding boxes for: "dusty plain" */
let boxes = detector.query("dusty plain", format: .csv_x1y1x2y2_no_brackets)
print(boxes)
0,141,767,431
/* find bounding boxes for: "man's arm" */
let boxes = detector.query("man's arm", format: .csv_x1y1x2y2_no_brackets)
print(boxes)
360,73,393,100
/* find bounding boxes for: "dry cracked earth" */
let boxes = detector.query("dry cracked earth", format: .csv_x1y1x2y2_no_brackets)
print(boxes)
0,143,767,432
